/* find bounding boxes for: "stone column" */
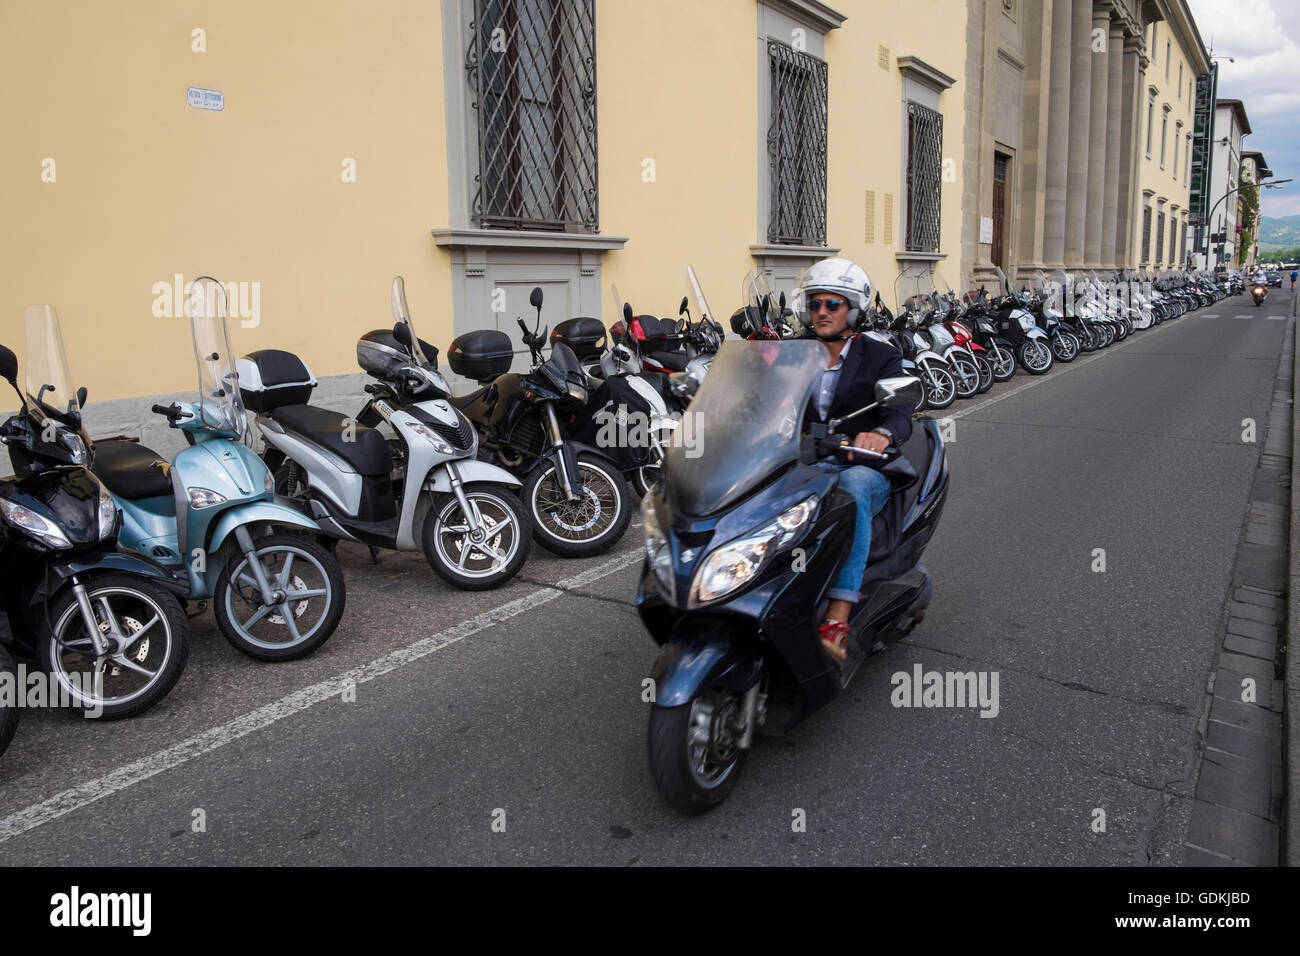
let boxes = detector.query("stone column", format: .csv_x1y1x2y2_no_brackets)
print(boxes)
1084,7,1111,267
1115,36,1144,268
1043,0,1073,267
1064,0,1094,266
1017,0,1055,268
1099,24,1123,268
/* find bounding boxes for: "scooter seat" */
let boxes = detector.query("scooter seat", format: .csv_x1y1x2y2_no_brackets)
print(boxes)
647,351,689,372
92,438,174,501
271,404,392,476
449,385,492,411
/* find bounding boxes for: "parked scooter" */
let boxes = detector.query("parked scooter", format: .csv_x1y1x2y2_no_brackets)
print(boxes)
90,278,346,662
0,311,190,719
992,267,1053,374
249,277,531,590
637,293,947,811
449,288,633,557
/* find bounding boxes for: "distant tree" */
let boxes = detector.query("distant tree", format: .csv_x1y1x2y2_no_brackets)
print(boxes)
1237,163,1260,267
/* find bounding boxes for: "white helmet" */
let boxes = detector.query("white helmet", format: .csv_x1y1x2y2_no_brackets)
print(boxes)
791,257,873,332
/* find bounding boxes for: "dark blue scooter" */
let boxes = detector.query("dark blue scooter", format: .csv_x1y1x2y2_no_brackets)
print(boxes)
636,332,949,814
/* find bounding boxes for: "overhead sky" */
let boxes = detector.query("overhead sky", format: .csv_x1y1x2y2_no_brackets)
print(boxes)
1185,0,1297,217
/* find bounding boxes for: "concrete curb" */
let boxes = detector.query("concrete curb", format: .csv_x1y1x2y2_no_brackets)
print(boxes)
1287,285,1299,864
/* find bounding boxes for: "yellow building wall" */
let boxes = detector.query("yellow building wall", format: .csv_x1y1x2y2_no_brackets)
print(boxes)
2,0,966,405
1133,18,1197,266
599,0,967,315
0,0,453,404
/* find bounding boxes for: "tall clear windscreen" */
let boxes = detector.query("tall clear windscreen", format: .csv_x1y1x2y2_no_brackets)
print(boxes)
186,277,245,437
22,304,80,421
666,339,827,516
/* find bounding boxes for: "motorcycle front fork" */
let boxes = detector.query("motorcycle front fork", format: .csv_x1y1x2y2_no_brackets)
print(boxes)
544,403,581,503
68,576,111,658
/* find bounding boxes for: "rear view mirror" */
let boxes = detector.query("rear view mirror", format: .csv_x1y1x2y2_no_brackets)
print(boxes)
76,386,88,408
530,287,544,310
0,344,16,386
874,376,922,410
623,302,634,324
679,296,689,316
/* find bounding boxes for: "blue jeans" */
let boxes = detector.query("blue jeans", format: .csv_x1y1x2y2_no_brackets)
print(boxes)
828,463,892,603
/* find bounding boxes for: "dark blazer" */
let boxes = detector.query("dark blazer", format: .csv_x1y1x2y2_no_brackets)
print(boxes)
818,334,913,447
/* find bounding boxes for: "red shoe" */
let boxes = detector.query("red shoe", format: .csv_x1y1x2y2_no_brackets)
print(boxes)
819,619,850,666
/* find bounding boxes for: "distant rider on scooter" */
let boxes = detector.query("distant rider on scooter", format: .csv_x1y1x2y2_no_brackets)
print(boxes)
792,258,914,665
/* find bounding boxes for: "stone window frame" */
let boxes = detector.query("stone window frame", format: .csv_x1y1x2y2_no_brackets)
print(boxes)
1184,133,1192,186
1173,120,1183,177
1160,104,1171,169
1141,191,1154,266
1145,89,1156,158
749,0,847,278
435,0,627,376
894,55,956,265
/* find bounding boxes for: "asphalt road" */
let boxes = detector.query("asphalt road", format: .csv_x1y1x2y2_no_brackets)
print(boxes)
0,292,1290,865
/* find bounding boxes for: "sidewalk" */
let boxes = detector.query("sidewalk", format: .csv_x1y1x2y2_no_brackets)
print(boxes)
1288,285,1299,864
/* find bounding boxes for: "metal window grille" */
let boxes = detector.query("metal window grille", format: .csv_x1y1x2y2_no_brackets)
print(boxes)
905,101,943,253
767,41,828,246
1141,206,1152,264
466,0,598,232
1179,222,1187,264
1155,212,1166,267
1169,216,1178,264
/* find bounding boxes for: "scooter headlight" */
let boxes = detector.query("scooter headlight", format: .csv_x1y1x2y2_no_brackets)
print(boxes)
188,487,228,509
97,490,119,540
689,495,819,607
641,496,674,600
409,423,454,456
0,498,73,550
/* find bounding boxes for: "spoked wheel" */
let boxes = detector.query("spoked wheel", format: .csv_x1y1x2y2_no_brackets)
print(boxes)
913,372,930,412
0,644,20,755
972,354,994,393
1016,339,1054,375
949,354,980,399
524,452,633,557
648,688,750,814
422,485,531,590
215,533,346,662
920,363,957,410
630,426,673,498
1051,331,1079,363
987,345,1016,381
40,575,189,720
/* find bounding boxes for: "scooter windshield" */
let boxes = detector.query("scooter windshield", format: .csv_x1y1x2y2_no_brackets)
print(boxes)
186,277,246,438
666,339,827,516
22,304,81,422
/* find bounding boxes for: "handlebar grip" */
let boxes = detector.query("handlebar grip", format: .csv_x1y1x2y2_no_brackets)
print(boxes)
151,404,174,417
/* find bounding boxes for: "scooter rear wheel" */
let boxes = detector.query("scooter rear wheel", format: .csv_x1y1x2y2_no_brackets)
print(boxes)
648,690,748,815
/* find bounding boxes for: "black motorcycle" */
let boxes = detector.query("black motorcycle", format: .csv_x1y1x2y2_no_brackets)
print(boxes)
637,336,948,813
0,324,190,721
449,288,633,557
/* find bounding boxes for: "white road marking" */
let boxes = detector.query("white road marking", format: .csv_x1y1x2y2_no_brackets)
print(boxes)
1268,315,1286,321
0,549,645,844
1234,314,1253,319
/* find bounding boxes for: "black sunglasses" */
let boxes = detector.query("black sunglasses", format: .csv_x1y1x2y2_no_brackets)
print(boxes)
807,297,848,312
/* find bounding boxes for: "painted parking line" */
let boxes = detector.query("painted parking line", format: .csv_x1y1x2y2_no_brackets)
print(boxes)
0,549,646,844
1234,314,1253,319
1268,314,1287,320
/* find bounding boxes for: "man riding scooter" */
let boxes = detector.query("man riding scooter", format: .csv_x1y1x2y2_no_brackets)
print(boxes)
790,259,913,665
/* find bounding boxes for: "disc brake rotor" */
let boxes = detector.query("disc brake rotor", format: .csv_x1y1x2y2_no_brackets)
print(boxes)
98,614,145,675
267,574,310,625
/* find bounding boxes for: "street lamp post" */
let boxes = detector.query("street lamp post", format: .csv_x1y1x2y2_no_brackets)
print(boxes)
1200,178,1292,270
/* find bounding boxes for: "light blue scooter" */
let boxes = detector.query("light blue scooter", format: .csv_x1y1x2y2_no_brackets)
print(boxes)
91,277,346,661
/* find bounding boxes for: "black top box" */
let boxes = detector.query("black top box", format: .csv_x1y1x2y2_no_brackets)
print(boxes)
448,329,513,383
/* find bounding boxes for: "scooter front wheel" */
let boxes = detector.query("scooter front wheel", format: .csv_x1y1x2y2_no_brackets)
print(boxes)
524,452,632,557
988,345,1016,381
215,533,346,662
1016,340,1054,374
0,644,20,755
949,354,980,399
422,485,531,590
648,690,748,815
921,364,957,410
973,354,994,393
40,575,190,720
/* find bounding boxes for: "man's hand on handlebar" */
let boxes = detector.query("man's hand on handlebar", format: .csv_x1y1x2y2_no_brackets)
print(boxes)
851,431,890,458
